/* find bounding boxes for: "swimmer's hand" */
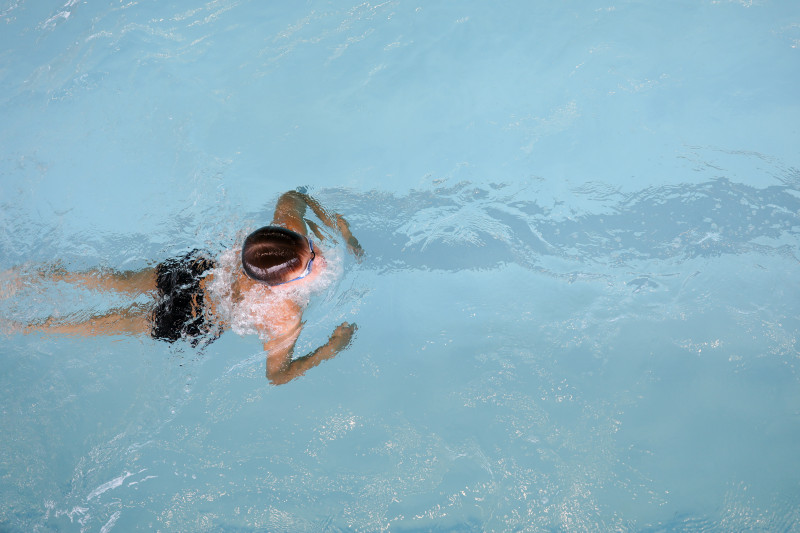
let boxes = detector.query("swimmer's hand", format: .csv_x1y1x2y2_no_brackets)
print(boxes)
330,321,357,351
335,215,364,261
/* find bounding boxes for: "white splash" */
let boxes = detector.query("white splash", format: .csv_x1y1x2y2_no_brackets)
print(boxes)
207,242,342,340
99,511,121,533
86,471,133,501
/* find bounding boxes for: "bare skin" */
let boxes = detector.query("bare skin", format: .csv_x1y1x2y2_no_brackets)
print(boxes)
9,191,363,385
223,190,363,384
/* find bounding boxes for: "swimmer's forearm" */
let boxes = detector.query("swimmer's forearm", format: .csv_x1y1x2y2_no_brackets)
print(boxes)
280,191,363,256
282,191,337,229
265,322,355,385
335,215,364,257
267,339,340,385
291,191,355,235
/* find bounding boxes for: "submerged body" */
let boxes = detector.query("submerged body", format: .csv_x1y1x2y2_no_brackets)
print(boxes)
8,191,363,385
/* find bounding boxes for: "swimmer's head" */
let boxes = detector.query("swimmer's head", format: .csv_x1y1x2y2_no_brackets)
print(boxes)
241,226,315,286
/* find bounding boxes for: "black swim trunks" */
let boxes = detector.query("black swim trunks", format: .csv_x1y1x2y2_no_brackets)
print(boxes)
150,250,221,346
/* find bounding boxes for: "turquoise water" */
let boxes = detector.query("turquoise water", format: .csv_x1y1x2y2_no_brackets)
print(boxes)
1,0,800,531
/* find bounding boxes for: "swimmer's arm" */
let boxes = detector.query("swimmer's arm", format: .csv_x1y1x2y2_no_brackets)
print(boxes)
265,322,357,385
274,191,364,258
333,215,364,259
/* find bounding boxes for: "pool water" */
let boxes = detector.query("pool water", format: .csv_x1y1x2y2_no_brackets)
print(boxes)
1,1,799,531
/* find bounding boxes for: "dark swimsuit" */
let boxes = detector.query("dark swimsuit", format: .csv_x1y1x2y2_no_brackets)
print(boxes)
150,250,221,346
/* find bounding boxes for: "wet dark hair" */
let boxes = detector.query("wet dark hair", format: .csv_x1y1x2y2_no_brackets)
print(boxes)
241,226,312,285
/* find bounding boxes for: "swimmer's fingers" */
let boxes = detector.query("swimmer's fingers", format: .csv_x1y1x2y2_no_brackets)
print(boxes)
347,238,365,262
335,215,365,261
333,321,356,335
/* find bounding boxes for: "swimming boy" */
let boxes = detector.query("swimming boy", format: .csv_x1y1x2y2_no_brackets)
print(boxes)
8,191,363,385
